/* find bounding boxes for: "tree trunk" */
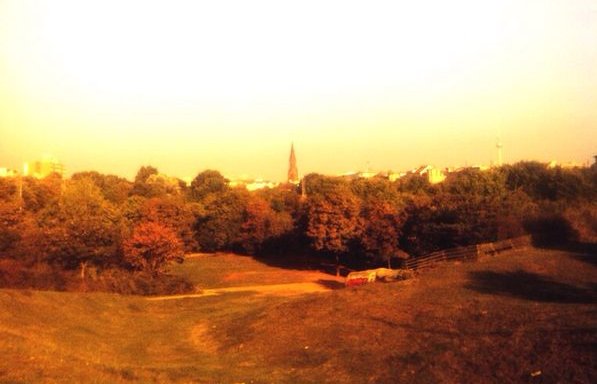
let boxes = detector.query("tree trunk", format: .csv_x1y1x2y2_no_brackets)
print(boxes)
335,254,340,277
387,256,392,269
80,261,88,281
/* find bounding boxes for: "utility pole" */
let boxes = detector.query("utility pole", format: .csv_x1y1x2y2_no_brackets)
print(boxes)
17,162,26,212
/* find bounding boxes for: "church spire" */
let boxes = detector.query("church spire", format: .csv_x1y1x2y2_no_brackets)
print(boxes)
288,143,299,184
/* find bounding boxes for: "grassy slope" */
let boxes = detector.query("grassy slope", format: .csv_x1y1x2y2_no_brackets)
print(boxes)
1,248,596,383
0,288,290,383
234,248,597,383
170,252,340,289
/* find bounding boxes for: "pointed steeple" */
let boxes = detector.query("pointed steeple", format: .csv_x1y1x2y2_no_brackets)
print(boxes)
288,143,299,184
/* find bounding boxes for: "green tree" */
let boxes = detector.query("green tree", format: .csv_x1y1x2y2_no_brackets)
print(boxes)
0,177,17,202
401,168,510,255
256,184,302,217
305,186,360,275
21,174,62,212
396,173,432,194
138,196,198,251
302,173,349,197
439,168,508,245
351,177,398,202
130,165,159,197
194,189,249,251
134,165,158,184
123,222,184,277
189,170,229,202
503,161,553,200
121,195,148,226
0,201,23,254
239,196,293,254
33,178,123,278
72,171,132,204
358,198,406,268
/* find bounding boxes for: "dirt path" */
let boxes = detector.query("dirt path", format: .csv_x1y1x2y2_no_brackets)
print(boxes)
147,281,341,301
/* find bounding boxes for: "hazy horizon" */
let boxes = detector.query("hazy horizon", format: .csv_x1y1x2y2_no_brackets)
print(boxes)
1,0,595,181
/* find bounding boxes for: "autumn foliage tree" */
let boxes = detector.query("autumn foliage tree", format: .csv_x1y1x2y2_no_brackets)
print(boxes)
305,186,360,275
359,198,406,268
138,197,198,251
239,196,293,254
0,201,23,254
123,222,184,277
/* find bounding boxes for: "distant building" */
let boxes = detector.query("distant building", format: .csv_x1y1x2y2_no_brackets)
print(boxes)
228,178,278,191
339,170,380,180
387,171,405,182
547,160,582,169
26,155,65,179
246,179,278,191
0,167,18,178
412,165,447,184
288,143,299,184
356,170,376,179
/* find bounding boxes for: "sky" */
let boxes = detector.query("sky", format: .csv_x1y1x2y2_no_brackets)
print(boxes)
0,0,596,181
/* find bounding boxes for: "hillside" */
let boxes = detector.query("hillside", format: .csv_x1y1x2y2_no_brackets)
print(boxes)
1,247,596,383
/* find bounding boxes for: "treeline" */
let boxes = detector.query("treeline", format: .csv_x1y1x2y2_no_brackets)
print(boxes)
0,162,595,292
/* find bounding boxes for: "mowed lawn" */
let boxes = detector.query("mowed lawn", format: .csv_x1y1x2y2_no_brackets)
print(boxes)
1,247,596,383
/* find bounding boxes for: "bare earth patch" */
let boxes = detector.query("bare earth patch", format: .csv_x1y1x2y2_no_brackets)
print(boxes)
147,281,342,301
189,323,219,354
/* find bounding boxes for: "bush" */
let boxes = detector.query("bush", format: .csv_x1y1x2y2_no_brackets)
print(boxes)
0,260,69,291
525,214,580,246
123,222,185,276
563,204,597,243
83,268,195,296
0,260,194,296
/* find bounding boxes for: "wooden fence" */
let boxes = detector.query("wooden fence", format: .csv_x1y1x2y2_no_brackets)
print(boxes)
402,235,532,270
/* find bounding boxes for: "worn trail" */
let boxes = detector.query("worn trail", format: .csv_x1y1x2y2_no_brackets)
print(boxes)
146,281,337,301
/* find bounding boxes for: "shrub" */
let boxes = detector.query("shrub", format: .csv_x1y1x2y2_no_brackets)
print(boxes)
0,259,69,291
123,222,184,276
82,268,195,295
563,204,597,243
525,213,580,246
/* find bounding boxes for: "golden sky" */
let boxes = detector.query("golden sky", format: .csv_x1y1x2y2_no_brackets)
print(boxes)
1,0,595,181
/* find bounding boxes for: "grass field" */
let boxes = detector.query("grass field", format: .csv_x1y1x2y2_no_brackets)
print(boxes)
169,252,342,289
1,247,595,383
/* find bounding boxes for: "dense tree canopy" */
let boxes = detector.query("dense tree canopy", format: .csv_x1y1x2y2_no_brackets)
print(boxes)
72,171,132,204
239,196,293,255
194,189,249,251
358,198,406,268
30,178,123,276
138,197,198,251
1,160,594,291
0,201,22,253
130,165,160,197
305,184,360,274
